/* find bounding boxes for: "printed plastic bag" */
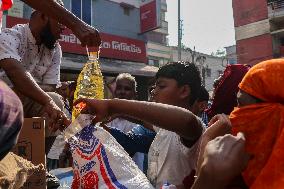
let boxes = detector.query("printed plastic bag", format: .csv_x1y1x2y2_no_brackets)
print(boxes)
67,115,154,189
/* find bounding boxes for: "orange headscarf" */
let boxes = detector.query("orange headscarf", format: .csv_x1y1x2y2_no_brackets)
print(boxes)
230,59,284,189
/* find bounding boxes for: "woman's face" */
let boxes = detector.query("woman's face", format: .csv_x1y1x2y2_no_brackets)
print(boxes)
237,90,262,107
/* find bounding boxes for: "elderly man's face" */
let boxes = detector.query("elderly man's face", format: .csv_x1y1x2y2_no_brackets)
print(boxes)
114,79,136,100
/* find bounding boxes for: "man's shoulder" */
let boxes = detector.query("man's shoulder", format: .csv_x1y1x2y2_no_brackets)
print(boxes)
1,24,26,36
52,42,62,56
0,24,27,44
54,42,62,51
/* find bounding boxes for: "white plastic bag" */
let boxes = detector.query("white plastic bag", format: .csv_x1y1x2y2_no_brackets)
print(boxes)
67,115,154,189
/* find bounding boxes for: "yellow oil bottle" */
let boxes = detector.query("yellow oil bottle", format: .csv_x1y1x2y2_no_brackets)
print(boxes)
72,50,104,121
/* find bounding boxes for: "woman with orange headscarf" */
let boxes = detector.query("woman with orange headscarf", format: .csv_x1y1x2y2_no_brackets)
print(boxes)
230,59,284,189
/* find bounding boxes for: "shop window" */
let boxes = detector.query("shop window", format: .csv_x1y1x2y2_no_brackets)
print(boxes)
206,68,211,77
148,59,154,66
280,37,284,46
153,59,159,67
228,59,237,64
62,0,71,10
148,59,159,67
123,7,130,16
120,2,134,16
71,0,92,25
161,11,165,21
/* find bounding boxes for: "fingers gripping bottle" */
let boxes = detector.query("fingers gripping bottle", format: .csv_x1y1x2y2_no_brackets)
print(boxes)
72,49,104,121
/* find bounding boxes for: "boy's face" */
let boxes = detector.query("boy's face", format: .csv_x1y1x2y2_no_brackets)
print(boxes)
151,77,187,106
192,100,208,116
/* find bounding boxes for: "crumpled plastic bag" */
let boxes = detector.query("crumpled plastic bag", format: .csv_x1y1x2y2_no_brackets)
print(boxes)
67,115,154,189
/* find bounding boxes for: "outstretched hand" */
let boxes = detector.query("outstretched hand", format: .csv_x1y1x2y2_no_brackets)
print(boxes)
197,114,232,174
73,98,111,124
206,114,232,139
43,99,71,132
199,133,249,187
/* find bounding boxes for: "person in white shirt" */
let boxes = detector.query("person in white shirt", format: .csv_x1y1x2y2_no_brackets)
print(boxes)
0,0,70,131
107,73,138,133
107,73,147,170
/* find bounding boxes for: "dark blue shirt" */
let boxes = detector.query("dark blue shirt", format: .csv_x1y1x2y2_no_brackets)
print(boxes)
109,125,156,156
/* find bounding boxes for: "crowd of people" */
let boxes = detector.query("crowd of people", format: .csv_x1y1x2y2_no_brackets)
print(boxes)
0,0,283,189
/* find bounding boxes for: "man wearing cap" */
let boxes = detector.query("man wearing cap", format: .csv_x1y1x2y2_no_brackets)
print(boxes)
0,0,69,132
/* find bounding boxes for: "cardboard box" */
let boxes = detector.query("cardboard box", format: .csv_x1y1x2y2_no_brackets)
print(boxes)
12,117,46,189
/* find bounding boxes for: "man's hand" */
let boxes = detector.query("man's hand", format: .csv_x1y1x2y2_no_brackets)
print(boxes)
43,99,71,131
198,133,249,188
21,0,101,48
73,23,101,48
73,98,111,124
196,114,232,174
206,114,232,139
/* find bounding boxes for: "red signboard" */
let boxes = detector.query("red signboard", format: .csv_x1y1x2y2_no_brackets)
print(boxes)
60,29,147,63
236,34,273,65
6,16,147,63
232,0,268,27
6,15,28,27
140,0,161,33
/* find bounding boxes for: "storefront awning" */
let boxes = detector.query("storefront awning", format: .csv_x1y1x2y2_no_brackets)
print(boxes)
61,57,158,77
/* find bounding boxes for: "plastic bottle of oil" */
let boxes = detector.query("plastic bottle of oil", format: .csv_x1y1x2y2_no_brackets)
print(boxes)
72,50,104,121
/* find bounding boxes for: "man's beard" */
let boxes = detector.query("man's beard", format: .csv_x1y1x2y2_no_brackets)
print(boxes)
40,21,57,50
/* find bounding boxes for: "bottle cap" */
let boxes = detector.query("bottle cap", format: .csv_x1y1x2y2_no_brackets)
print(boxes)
86,46,99,61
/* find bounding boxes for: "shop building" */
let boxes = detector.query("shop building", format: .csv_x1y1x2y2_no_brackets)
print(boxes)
224,45,237,65
233,0,284,65
4,0,165,100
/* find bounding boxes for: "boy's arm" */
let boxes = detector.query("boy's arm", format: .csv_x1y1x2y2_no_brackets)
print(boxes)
102,115,154,131
75,98,203,141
